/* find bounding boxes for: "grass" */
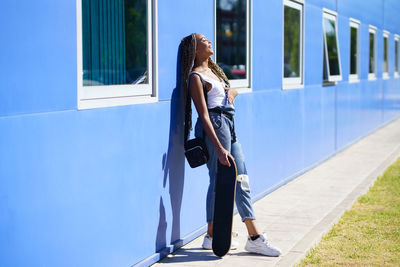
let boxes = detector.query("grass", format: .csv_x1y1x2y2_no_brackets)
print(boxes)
297,157,400,267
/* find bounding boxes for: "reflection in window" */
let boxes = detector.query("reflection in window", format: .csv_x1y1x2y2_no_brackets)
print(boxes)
216,0,248,83
369,33,375,73
395,37,399,75
283,0,303,89
323,11,341,82
349,22,359,78
284,5,300,78
383,32,389,76
369,27,376,78
82,0,148,86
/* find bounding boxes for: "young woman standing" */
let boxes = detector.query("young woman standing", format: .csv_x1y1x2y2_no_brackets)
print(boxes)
180,33,281,257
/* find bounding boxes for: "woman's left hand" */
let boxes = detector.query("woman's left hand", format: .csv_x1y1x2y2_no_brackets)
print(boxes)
226,88,238,104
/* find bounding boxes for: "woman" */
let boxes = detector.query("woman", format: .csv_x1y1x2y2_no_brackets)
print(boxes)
180,33,281,257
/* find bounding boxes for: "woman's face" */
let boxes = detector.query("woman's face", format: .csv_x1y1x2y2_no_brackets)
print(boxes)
195,34,213,57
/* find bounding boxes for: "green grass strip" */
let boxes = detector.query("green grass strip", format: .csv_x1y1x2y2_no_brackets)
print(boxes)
298,157,400,267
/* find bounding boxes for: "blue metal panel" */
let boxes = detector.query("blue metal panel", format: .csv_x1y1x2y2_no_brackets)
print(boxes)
389,34,394,77
302,84,336,167
338,13,349,83
359,23,370,80
384,0,400,33
377,28,383,79
252,0,282,91
336,80,383,150
336,82,363,149
383,78,400,122
338,0,383,28
0,0,77,116
305,3,323,86
307,0,337,12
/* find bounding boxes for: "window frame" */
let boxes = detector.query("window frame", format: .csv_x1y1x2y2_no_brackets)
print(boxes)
322,9,342,83
76,0,158,110
214,0,252,91
368,25,377,80
383,30,390,79
282,0,305,90
349,18,360,83
395,34,399,78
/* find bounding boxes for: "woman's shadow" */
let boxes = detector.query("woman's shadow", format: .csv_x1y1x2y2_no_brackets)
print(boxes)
155,48,186,255
154,47,218,264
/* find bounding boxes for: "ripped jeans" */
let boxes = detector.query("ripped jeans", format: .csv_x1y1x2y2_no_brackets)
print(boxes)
195,107,256,223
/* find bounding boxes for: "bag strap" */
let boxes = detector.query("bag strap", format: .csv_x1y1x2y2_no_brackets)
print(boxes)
184,72,208,144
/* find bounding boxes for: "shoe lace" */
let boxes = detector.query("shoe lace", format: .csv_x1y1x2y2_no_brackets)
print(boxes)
260,233,270,245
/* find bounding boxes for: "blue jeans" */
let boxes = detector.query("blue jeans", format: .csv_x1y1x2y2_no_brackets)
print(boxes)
195,107,256,223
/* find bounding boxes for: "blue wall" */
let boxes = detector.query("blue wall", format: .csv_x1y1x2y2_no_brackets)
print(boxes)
1,0,400,266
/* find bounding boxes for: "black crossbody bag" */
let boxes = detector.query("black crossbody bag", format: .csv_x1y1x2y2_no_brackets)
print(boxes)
184,73,209,168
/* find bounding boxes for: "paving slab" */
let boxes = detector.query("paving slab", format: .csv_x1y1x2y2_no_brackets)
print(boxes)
152,118,400,267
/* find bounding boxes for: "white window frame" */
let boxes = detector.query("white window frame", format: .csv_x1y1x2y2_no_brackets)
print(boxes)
383,30,390,79
395,34,399,78
322,9,342,82
76,0,158,110
368,25,377,80
349,18,360,83
282,0,304,90
214,0,252,91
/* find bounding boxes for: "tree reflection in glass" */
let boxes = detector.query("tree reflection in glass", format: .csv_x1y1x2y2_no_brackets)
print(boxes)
369,32,376,74
350,26,358,75
216,0,247,80
323,17,340,76
396,40,399,73
284,6,300,78
383,36,388,73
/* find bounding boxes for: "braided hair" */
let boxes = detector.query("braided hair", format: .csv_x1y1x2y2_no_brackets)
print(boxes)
180,33,230,141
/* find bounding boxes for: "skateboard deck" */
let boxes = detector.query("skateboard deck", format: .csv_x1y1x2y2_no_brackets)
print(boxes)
212,156,237,257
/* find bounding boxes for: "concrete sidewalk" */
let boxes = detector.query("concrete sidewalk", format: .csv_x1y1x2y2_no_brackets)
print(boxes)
153,117,400,267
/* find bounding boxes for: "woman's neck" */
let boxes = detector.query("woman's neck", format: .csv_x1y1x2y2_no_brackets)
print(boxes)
193,56,208,71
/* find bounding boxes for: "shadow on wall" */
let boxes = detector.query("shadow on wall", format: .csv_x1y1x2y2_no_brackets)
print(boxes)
155,47,185,254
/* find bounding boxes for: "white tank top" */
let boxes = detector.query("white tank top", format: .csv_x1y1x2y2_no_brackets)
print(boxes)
191,71,229,109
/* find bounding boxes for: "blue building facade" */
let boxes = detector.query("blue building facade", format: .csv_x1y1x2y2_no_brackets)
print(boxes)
1,0,400,266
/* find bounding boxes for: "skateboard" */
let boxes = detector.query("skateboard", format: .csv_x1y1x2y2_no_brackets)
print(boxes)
212,156,237,257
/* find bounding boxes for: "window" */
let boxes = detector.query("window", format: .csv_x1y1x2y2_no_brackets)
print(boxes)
349,19,360,82
383,31,389,79
395,35,399,77
323,10,342,83
216,0,250,89
282,0,304,89
77,0,156,109
368,26,377,80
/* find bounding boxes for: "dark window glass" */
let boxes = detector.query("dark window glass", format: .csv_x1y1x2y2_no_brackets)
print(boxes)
323,47,329,81
216,0,247,80
383,36,389,73
323,17,340,76
82,0,148,86
369,32,376,74
396,40,399,72
350,26,358,75
284,5,301,78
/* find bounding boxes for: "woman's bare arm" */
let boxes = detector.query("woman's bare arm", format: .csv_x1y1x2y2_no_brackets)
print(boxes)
226,88,238,104
189,74,232,166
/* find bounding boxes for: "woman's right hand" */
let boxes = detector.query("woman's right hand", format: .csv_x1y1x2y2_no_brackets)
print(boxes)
217,147,234,166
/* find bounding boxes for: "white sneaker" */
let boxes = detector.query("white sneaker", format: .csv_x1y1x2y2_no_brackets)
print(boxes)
244,233,281,256
202,234,238,250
